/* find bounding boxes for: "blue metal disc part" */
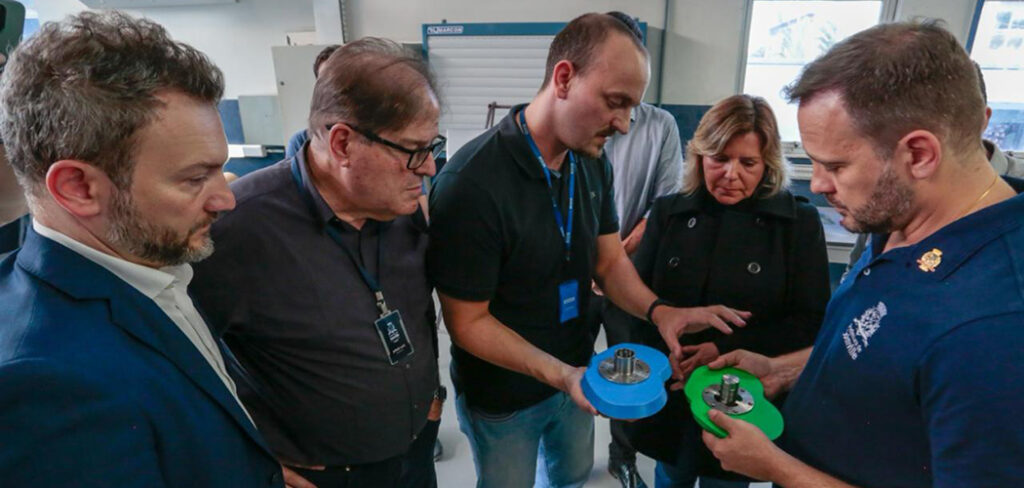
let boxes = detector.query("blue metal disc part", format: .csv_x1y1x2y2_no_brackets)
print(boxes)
581,343,671,419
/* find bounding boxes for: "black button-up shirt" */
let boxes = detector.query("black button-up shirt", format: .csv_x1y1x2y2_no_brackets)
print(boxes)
192,149,438,466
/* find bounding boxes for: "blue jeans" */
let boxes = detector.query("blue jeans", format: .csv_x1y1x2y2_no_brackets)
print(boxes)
654,460,749,488
456,391,594,488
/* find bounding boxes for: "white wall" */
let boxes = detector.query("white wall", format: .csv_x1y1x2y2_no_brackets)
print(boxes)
896,0,979,44
31,0,983,107
346,0,669,42
347,0,981,106
348,0,674,103
661,0,749,105
36,0,315,99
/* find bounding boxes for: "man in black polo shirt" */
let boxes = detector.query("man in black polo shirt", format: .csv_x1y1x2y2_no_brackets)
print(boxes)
192,38,445,488
428,13,749,488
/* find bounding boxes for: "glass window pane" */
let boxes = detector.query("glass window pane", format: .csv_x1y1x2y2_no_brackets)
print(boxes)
21,0,39,39
743,1,883,142
972,1,1024,151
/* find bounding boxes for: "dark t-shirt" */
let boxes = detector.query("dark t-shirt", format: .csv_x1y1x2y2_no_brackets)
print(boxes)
427,105,619,413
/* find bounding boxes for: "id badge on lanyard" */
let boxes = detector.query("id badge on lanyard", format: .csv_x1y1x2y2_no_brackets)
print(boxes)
558,279,580,323
519,110,580,324
374,305,415,365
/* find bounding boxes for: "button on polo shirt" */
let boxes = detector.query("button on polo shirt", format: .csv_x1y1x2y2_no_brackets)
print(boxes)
428,104,619,413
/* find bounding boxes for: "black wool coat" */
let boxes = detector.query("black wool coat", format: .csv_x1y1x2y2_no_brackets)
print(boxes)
617,186,831,473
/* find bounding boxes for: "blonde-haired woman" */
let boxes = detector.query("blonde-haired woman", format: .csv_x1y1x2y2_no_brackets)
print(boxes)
620,94,830,487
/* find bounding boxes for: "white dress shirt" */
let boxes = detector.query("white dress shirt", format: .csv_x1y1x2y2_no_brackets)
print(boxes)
33,220,253,425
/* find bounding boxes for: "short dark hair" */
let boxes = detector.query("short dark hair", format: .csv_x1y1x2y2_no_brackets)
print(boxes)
308,37,438,138
786,21,985,158
605,11,644,43
973,61,987,103
0,11,224,193
541,12,648,89
313,44,340,78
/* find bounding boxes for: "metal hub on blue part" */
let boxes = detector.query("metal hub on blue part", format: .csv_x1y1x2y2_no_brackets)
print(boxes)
598,347,651,384
581,343,671,420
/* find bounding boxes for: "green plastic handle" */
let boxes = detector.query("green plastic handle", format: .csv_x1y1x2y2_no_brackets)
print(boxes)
683,365,784,440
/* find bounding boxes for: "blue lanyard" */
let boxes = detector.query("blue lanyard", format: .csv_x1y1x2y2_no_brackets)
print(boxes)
519,109,575,262
290,158,389,315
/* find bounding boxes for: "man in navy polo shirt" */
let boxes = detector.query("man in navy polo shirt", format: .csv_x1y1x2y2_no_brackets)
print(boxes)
428,12,750,488
700,21,1024,488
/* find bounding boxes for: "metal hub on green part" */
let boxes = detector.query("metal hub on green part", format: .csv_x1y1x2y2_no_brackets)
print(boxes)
684,366,784,440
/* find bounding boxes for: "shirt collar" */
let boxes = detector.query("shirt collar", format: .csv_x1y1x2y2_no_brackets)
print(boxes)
498,103,567,180
293,142,393,232
294,142,337,226
32,220,178,300
869,177,1024,281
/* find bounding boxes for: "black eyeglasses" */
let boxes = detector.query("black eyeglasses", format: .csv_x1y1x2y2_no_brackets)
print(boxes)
327,123,446,170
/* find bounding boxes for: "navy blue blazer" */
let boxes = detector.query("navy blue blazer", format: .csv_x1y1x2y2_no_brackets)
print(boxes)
0,228,284,487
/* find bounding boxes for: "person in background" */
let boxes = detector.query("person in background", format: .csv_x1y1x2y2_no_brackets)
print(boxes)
285,44,340,160
976,61,1022,178
590,18,684,488
0,11,283,487
604,102,684,256
428,12,749,488
585,14,684,488
600,102,683,488
192,37,443,488
617,94,829,488
702,21,1024,488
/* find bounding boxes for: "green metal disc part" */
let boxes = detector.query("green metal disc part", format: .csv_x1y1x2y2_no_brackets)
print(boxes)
683,365,784,440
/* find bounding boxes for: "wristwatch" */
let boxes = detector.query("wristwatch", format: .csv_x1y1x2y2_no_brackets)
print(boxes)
434,385,448,402
646,298,671,325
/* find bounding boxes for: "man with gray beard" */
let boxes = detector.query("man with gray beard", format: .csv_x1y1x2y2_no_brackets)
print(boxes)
0,12,283,487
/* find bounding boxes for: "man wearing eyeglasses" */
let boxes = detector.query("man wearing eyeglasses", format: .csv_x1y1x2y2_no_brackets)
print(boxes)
191,37,444,488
